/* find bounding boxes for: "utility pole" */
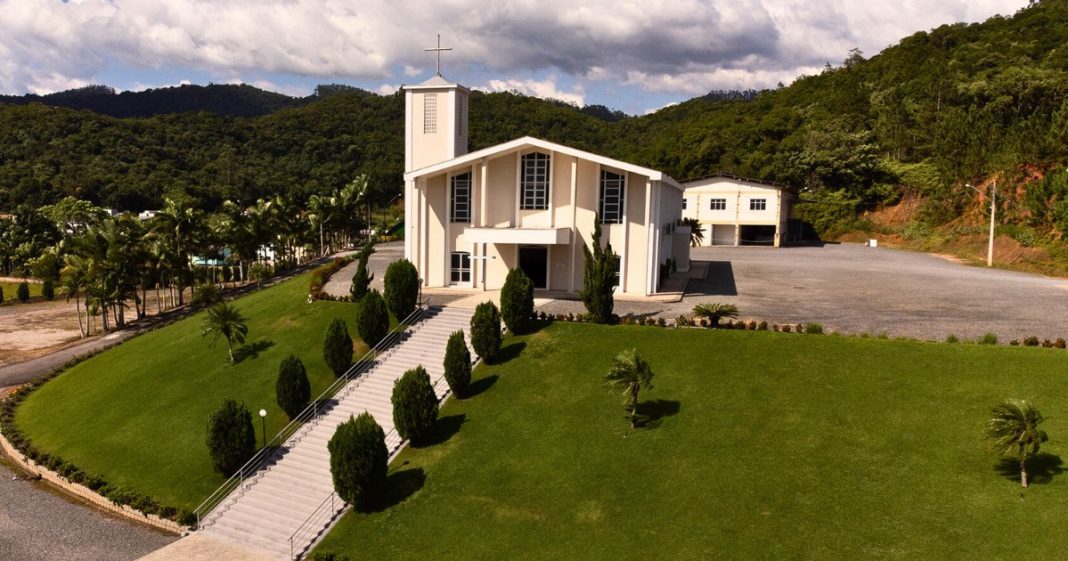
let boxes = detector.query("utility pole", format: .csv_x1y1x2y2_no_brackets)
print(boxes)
986,180,997,268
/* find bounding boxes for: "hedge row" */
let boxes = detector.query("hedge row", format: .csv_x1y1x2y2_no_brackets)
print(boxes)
308,256,357,301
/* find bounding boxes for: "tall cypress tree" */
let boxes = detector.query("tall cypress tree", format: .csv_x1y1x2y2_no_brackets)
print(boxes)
580,217,619,323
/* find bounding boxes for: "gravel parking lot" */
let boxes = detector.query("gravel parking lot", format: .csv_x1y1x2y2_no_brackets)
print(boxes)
539,243,1068,341
0,459,174,561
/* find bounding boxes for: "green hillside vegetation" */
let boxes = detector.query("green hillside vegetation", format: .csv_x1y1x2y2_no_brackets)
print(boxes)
313,322,1068,560
12,273,372,510
1,2,1066,248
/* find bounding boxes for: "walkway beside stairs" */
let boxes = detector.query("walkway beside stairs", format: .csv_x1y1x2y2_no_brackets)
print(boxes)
197,305,473,560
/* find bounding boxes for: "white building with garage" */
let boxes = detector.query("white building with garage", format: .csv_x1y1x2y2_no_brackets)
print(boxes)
681,174,796,247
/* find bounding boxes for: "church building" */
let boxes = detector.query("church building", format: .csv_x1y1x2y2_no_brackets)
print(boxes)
402,73,688,296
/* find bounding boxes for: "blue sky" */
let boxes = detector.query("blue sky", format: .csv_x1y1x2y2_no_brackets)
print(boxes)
1,0,1029,115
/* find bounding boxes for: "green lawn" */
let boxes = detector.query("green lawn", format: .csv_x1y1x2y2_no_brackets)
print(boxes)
14,274,365,511
0,281,43,303
314,324,1068,560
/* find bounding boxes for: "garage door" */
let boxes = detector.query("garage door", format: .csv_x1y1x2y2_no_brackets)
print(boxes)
711,224,735,246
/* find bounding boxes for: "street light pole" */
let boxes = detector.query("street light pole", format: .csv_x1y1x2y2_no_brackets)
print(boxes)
258,409,267,449
986,180,996,268
965,181,997,268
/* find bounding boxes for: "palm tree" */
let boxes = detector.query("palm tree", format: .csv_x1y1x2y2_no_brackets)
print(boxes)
681,217,705,247
202,303,249,363
987,399,1049,487
60,254,90,337
692,302,739,328
604,349,655,428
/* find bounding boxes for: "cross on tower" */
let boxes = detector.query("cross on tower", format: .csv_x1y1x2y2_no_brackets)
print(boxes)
424,34,452,76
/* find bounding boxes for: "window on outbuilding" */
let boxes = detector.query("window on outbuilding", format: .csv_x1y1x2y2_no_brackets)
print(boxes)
599,169,625,223
710,198,726,210
520,152,550,210
450,172,471,223
682,197,687,210
450,252,471,283
750,198,767,211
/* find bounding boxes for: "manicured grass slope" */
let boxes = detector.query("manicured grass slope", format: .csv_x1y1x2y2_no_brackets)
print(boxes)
14,274,360,510
315,324,1068,560
0,281,43,302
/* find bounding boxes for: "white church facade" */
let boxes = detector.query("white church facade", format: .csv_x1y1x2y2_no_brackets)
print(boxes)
402,74,688,296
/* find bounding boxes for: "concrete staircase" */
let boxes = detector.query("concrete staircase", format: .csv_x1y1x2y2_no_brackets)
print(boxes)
199,306,473,560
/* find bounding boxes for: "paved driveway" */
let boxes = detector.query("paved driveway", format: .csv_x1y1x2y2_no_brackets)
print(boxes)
541,243,1068,341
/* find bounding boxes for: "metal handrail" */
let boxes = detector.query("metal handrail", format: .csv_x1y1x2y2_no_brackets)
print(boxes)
193,299,430,527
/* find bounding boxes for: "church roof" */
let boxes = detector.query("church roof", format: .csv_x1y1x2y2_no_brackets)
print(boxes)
404,136,682,190
401,74,470,92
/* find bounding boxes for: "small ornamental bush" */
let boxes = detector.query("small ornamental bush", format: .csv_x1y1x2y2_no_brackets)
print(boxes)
191,283,223,306
500,268,535,333
804,322,824,335
324,318,354,377
692,302,739,328
328,412,388,511
1023,336,1040,347
443,330,472,397
356,289,390,348
16,281,30,303
1056,338,1067,349
470,301,502,363
350,242,375,301
205,400,257,476
276,355,311,420
42,278,55,301
384,259,419,320
979,332,999,345
946,334,960,344
391,366,439,445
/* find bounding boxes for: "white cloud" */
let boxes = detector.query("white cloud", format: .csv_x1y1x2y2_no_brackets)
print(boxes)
479,77,585,106
377,83,399,95
0,0,1032,98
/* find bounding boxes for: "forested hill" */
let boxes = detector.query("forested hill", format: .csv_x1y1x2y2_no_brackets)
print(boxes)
2,0,1067,242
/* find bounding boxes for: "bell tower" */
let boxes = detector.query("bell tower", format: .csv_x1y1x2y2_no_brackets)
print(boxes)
402,36,469,172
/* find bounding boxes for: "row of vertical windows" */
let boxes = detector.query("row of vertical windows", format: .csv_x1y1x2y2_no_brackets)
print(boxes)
423,93,437,134
599,170,625,223
520,152,550,210
450,172,471,222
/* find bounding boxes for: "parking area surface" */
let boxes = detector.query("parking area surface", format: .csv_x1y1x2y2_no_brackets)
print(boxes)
539,243,1068,341
0,460,175,561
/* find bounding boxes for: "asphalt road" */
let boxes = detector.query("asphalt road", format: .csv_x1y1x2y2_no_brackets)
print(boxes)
0,460,175,561
540,243,1068,341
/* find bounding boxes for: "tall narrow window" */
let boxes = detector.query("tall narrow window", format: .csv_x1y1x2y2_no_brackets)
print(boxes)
423,93,437,134
456,97,466,137
450,172,471,222
599,169,625,223
520,152,550,210
750,198,767,211
682,197,688,210
450,252,471,284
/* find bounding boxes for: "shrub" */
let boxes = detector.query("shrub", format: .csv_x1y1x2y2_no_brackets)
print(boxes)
42,278,55,301
384,259,419,320
248,262,272,286
979,332,999,345
946,334,959,343
276,355,311,420
391,366,439,445
692,303,739,328
16,281,29,303
675,314,694,327
1023,336,1040,347
500,268,534,333
580,219,619,323
782,324,792,333
328,412,388,511
177,510,198,527
443,330,472,398
356,289,389,348
804,322,824,335
1010,340,1020,346
191,283,223,306
350,243,375,301
323,318,354,377
758,321,768,331
0,284,4,304
1056,338,1066,349
205,400,256,476
1043,339,1054,348
470,301,501,363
